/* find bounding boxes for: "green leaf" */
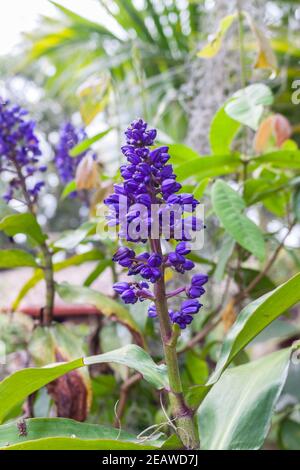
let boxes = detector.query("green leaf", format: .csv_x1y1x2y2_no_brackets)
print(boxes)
69,128,112,157
0,249,38,268
212,180,265,261
53,221,97,250
209,106,240,154
0,359,83,424
292,186,300,221
279,419,300,450
175,154,241,181
197,13,238,58
3,437,157,450
0,213,46,245
0,416,176,449
198,348,292,449
251,150,300,170
0,417,136,448
167,143,202,164
61,180,76,199
193,178,211,199
208,272,300,384
84,260,112,286
85,345,168,389
225,84,274,130
56,282,144,345
213,235,235,282
0,345,168,423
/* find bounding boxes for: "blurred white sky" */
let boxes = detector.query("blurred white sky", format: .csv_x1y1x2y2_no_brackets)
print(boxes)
0,0,108,55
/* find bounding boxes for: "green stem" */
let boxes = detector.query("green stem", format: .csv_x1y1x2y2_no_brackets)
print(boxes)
152,240,199,449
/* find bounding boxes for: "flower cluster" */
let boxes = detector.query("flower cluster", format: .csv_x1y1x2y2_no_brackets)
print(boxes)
106,119,208,329
0,99,46,204
54,122,97,195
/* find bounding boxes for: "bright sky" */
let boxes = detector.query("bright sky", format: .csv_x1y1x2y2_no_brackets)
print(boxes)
0,0,110,55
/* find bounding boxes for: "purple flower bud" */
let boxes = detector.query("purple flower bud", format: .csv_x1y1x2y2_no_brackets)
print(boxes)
148,253,162,267
187,286,205,299
176,241,191,256
180,299,202,315
121,288,138,304
113,282,131,294
148,304,157,318
191,273,209,287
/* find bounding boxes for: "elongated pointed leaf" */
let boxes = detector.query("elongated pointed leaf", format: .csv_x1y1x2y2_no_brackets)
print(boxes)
209,272,300,384
212,180,265,261
69,128,112,157
0,213,46,245
0,249,38,268
197,13,237,58
199,348,292,450
3,437,157,450
0,345,168,424
175,154,241,181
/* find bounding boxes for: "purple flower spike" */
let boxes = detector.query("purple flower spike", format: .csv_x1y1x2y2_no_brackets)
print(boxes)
105,118,208,329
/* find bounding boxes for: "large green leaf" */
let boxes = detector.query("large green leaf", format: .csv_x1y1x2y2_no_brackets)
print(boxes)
0,417,134,448
175,154,241,181
56,282,144,344
208,272,300,384
0,345,168,423
0,359,83,424
209,106,240,154
211,180,265,261
225,84,273,130
0,249,38,268
3,437,157,450
0,213,46,245
198,348,292,450
251,150,300,170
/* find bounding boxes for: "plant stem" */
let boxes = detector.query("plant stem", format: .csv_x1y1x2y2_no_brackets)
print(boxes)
15,161,54,325
151,239,199,449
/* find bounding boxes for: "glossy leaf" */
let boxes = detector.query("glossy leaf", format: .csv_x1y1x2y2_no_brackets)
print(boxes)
209,106,240,154
225,84,273,130
208,272,300,384
176,154,241,181
56,282,144,344
0,213,46,245
0,345,168,423
199,348,292,449
211,180,265,261
0,249,38,268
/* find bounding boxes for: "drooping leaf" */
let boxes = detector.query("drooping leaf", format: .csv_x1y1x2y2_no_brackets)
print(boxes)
208,272,300,384
0,345,168,423
211,180,265,261
56,282,144,345
199,348,292,449
0,249,38,268
209,106,240,154
225,84,274,130
246,15,278,71
167,143,202,164
69,128,112,157
197,13,237,58
0,213,46,245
